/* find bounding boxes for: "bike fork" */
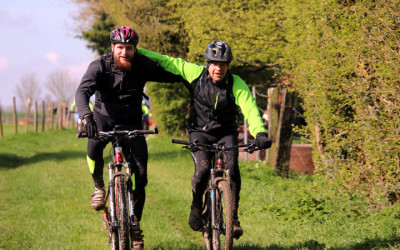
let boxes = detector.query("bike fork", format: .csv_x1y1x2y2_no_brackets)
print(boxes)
108,163,118,230
210,169,219,239
126,166,135,225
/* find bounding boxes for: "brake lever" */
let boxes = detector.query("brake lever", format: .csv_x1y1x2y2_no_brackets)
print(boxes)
185,144,198,152
245,144,258,154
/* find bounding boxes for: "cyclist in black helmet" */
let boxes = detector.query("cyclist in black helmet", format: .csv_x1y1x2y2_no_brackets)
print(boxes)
137,40,272,239
75,26,184,245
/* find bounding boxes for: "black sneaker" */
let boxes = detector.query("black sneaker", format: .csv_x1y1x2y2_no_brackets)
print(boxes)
233,220,243,239
189,205,203,231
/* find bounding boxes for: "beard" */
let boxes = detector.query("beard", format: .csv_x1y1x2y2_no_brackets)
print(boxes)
114,54,133,71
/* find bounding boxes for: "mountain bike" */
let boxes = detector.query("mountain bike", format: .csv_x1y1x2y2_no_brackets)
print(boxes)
172,139,259,250
80,126,158,250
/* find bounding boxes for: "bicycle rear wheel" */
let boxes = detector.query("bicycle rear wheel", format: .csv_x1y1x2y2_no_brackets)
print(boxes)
115,175,130,250
215,180,234,250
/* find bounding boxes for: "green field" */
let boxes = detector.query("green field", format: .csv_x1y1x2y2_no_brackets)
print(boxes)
1,129,400,249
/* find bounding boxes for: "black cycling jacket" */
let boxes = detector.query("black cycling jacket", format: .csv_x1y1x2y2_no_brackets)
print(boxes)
75,52,183,125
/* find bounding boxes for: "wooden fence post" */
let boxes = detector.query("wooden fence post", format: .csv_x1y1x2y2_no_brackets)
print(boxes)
25,98,31,133
60,103,64,130
267,88,279,167
50,102,54,130
0,104,3,138
13,97,18,134
41,101,45,132
272,88,298,177
34,101,38,133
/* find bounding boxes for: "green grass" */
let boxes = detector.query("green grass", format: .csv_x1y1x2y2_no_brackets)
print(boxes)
1,129,400,249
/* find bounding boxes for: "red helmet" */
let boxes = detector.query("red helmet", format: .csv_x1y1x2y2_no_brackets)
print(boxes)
110,26,139,45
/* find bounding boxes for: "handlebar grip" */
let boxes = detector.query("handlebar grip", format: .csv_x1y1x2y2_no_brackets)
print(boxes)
172,139,190,145
77,132,87,138
137,129,158,134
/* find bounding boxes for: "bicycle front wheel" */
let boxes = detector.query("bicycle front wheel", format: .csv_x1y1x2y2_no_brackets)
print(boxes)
215,180,234,250
115,175,130,250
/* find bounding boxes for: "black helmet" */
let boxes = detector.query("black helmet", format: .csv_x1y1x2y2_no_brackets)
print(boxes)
110,26,139,46
204,41,233,63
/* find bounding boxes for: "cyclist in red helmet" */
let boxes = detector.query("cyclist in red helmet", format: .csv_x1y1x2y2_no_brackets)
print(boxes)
75,26,184,245
137,41,271,239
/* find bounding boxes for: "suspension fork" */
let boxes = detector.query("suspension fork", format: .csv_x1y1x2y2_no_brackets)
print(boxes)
126,164,135,225
210,168,217,230
211,152,222,231
108,163,117,230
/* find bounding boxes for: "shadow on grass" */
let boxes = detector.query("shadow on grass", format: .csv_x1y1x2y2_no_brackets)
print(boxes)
332,234,400,250
149,244,203,250
235,234,400,249
0,151,84,169
235,240,325,250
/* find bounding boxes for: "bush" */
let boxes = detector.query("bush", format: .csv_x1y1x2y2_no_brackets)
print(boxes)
146,82,190,136
281,0,400,205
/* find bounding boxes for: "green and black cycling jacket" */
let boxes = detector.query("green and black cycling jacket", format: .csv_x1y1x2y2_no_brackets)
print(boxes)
138,48,267,137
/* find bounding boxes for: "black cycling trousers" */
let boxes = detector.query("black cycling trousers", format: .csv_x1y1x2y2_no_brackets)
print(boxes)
87,135,148,221
189,131,241,218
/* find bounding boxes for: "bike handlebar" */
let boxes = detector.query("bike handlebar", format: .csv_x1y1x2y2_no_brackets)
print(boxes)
78,127,159,138
171,139,190,145
172,138,260,153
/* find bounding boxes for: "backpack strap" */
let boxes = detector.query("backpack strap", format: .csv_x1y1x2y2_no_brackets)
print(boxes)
100,52,113,73
189,68,208,100
227,73,235,104
100,52,150,100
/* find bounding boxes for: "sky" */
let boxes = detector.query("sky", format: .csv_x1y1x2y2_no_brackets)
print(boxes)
0,0,97,109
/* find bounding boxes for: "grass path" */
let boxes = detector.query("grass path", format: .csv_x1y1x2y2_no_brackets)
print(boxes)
1,129,400,249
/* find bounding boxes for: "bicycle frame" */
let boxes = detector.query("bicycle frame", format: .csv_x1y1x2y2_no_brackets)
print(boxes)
106,140,133,244
172,139,258,250
80,127,157,250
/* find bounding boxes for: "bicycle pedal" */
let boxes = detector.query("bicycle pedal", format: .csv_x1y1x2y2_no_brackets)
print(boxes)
102,208,110,230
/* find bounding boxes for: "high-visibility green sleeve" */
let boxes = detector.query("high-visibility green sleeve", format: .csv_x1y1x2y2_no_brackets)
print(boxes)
232,75,267,137
137,48,204,83
70,99,76,112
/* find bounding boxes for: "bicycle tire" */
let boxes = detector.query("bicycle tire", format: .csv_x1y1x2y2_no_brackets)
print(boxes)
215,180,234,250
115,175,130,250
202,192,212,250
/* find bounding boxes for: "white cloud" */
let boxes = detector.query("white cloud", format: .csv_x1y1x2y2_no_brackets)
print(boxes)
44,52,59,64
0,56,9,70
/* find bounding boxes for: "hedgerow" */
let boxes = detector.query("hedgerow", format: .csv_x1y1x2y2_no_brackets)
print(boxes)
281,0,400,205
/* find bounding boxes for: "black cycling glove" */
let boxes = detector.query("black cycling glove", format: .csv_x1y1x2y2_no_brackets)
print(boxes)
255,132,272,149
83,115,97,139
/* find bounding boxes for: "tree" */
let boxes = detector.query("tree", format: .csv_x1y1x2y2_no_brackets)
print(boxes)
45,69,77,106
72,0,285,135
15,72,42,110
80,10,115,56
